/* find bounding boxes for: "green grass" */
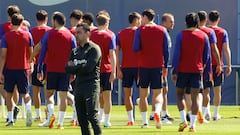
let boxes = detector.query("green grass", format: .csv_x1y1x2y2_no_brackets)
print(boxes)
0,105,240,135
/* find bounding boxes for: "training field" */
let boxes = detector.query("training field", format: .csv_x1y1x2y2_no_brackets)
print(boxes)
0,105,239,135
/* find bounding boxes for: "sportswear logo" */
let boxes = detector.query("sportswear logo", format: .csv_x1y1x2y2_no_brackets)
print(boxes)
28,0,70,6
73,59,87,66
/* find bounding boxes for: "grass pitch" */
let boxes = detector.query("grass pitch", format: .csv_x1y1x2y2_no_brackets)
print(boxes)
0,105,239,135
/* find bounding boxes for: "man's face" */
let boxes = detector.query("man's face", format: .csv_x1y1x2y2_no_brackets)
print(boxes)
141,15,148,26
163,16,175,31
136,17,142,27
75,26,88,44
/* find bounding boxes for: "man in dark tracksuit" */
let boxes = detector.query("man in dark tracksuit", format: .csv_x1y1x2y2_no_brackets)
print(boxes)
65,23,102,135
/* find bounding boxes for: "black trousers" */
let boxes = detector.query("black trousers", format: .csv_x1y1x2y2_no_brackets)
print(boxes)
74,83,101,135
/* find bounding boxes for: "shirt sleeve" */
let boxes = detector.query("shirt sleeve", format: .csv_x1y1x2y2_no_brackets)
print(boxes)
133,28,141,52
109,34,116,50
223,30,229,44
171,32,182,74
0,25,4,39
38,31,49,73
209,30,217,45
71,35,77,49
163,28,170,68
28,32,34,47
203,35,211,66
116,34,120,47
0,35,7,48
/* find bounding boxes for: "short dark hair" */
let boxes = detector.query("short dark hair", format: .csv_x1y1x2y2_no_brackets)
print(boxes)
142,9,155,21
96,10,110,19
82,12,94,23
36,10,48,21
161,13,174,23
76,23,90,32
185,12,199,28
198,10,207,22
96,15,109,26
7,5,20,17
70,9,83,20
11,13,24,26
128,12,141,24
52,11,66,25
208,10,220,22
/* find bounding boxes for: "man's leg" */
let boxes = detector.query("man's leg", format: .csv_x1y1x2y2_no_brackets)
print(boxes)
139,87,149,127
152,88,163,129
32,85,42,121
21,92,32,127
45,89,55,128
189,88,200,130
213,86,221,120
57,91,68,129
177,87,188,131
102,90,112,127
124,87,134,124
6,92,14,126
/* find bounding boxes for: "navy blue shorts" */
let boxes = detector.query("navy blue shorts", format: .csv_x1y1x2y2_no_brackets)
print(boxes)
212,65,224,87
100,72,112,91
4,69,29,94
139,68,163,89
203,69,213,89
32,64,46,87
176,72,203,89
122,68,138,88
185,87,203,94
46,72,70,91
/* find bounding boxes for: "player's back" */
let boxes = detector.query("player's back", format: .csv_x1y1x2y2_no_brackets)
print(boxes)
138,25,166,68
31,25,52,45
118,27,138,68
45,28,74,73
178,29,207,73
4,30,32,70
90,30,114,73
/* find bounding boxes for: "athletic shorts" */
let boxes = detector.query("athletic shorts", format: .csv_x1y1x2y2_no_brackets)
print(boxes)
212,65,224,87
203,69,213,89
4,69,29,94
46,72,70,91
176,72,203,89
122,68,138,88
139,68,163,89
32,64,46,87
100,72,112,91
185,87,203,94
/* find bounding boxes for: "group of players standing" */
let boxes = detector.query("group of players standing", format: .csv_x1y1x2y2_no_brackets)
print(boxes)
0,4,231,134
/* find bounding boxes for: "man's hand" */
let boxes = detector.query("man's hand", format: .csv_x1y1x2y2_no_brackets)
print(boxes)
109,72,116,83
162,68,167,77
37,72,43,81
116,68,123,79
226,65,232,77
215,65,223,76
68,61,74,66
171,74,177,83
0,73,4,84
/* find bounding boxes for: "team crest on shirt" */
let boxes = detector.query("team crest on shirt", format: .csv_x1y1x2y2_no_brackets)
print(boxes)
72,48,78,55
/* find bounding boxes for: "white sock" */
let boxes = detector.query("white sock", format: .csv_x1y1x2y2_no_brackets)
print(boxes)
72,104,77,121
99,108,104,120
151,111,154,117
35,108,41,118
164,110,169,116
188,111,192,116
141,112,148,125
8,111,13,122
190,115,197,128
47,104,54,121
25,100,32,111
127,110,134,122
214,106,219,117
202,107,207,117
155,103,162,116
58,111,65,126
207,103,211,115
104,114,110,124
179,110,187,123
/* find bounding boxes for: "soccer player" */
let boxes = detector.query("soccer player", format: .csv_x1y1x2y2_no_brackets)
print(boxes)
37,11,77,129
30,9,51,123
82,12,97,31
0,13,34,126
0,5,21,122
160,13,175,124
90,13,116,128
171,12,211,132
65,23,102,135
133,9,170,129
116,12,141,126
208,10,231,121
69,9,83,34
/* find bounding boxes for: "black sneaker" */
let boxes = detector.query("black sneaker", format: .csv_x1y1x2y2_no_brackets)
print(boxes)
13,106,20,122
149,115,154,121
5,121,14,126
164,114,174,122
186,113,190,122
